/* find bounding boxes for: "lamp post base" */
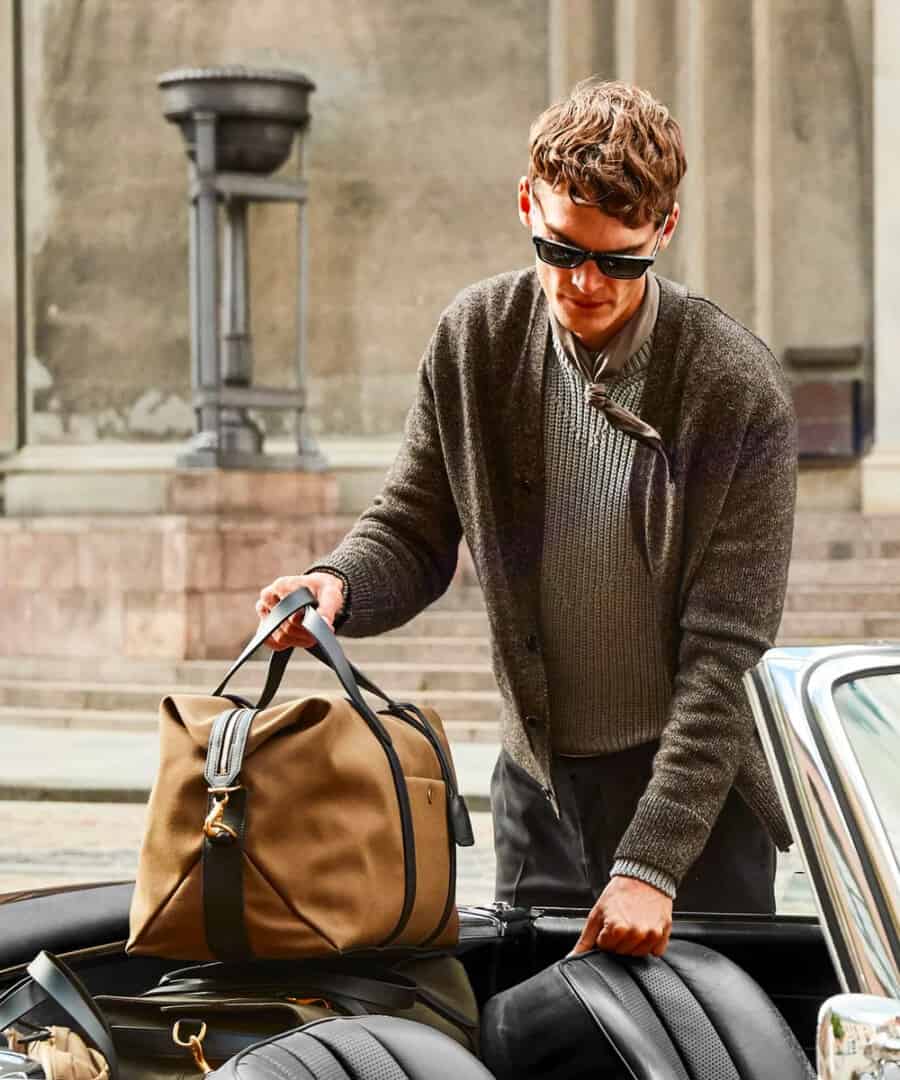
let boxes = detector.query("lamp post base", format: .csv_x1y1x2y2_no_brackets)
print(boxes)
175,447,330,471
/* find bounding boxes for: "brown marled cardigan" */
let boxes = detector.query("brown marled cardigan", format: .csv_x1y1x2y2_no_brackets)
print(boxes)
311,269,797,885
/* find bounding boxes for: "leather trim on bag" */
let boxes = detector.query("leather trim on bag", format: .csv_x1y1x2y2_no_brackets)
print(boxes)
380,736,418,946
203,785,254,962
383,704,456,946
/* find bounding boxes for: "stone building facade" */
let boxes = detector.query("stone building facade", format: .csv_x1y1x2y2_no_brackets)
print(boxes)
0,0,896,515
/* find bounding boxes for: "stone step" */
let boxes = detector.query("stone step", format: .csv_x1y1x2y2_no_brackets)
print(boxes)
784,588,900,612
0,688,503,736
777,611,900,639
786,558,900,585
0,639,493,683
789,513,900,560
0,662,498,708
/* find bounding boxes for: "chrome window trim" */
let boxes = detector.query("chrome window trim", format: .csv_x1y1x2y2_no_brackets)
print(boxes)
745,644,900,997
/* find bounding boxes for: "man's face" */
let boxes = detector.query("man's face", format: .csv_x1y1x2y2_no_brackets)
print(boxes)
518,178,678,351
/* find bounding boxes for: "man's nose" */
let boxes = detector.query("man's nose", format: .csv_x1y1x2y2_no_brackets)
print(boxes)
571,258,607,294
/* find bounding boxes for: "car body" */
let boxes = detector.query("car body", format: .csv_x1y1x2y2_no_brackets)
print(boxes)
744,643,900,1079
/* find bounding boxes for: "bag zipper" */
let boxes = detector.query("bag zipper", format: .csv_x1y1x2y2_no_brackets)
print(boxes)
217,709,243,777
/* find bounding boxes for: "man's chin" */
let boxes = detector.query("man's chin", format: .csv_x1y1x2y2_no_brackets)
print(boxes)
555,305,615,348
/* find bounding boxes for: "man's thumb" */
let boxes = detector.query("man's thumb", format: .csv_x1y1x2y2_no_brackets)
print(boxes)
315,579,345,627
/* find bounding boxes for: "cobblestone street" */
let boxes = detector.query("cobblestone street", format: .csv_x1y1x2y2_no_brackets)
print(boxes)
0,800,815,915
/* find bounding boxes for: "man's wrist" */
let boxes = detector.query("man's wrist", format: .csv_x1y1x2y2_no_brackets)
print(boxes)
304,565,352,629
609,858,677,900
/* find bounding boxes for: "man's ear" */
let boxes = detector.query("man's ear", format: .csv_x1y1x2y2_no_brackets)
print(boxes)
517,176,532,230
659,201,680,250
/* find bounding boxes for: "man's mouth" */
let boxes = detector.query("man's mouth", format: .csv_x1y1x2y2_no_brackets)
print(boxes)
561,296,609,310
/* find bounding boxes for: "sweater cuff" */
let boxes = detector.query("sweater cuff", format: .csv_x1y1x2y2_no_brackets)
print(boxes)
610,859,677,900
303,564,352,630
614,793,714,886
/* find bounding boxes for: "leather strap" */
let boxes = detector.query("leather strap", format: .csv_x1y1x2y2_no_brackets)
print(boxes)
212,587,315,700
111,1023,258,1063
212,591,392,748
202,708,256,962
0,952,119,1080
150,962,418,1012
202,785,254,963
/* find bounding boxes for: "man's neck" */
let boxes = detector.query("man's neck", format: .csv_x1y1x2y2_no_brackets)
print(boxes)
555,273,659,378
575,279,647,355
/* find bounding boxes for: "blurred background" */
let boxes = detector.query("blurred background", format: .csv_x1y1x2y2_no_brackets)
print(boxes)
0,1,892,503
0,1,895,909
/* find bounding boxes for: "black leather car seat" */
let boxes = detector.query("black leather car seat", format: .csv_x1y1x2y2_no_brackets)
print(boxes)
206,1014,496,1079
481,939,816,1079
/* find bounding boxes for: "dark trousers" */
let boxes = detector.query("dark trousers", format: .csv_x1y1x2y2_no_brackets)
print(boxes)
490,743,776,914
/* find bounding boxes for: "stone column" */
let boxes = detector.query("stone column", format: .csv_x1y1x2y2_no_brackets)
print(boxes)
0,2,19,453
862,0,900,510
548,0,615,101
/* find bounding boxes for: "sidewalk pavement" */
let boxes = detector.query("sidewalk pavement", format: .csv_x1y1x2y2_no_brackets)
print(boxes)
0,725,500,809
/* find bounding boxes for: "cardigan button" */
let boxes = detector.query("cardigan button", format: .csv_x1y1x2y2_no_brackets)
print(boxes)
525,634,539,653
518,476,533,493
525,714,540,728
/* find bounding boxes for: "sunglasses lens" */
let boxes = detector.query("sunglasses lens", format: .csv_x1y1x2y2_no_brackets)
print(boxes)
533,238,582,269
595,256,652,280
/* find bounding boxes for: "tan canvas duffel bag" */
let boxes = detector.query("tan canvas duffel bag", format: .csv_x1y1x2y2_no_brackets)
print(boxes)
127,587,474,962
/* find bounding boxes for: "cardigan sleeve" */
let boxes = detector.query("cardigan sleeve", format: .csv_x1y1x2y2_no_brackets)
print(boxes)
613,385,798,887
308,337,463,638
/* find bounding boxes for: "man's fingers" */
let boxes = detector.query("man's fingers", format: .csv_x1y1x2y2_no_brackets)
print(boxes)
610,926,650,956
315,580,344,627
650,925,672,957
572,904,607,954
596,918,629,952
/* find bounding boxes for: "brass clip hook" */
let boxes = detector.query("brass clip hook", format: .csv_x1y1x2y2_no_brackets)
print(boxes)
172,1019,212,1076
202,790,237,842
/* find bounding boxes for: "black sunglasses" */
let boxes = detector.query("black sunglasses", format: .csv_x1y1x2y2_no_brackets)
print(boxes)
531,214,669,281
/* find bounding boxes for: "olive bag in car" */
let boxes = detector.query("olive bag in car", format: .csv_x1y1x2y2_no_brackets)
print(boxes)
127,588,475,963
0,950,481,1080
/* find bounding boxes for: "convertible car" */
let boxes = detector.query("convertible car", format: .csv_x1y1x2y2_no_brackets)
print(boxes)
1,643,898,1079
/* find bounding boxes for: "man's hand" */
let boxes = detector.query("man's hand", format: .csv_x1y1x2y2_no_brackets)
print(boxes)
255,573,346,650
571,876,673,958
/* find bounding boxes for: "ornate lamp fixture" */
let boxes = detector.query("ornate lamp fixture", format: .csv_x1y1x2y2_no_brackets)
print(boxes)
158,65,325,469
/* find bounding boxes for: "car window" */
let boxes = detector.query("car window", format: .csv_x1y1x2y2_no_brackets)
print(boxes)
834,671,900,872
776,848,818,916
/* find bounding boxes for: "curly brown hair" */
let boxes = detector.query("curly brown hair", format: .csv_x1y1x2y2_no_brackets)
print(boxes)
528,79,687,227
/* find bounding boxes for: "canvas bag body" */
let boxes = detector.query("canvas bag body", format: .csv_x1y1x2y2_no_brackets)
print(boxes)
127,692,459,961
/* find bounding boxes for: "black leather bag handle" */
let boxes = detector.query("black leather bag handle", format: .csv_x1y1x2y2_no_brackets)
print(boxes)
0,952,119,1079
211,589,391,743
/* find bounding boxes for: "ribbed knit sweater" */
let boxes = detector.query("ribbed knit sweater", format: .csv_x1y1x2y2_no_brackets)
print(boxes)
541,332,671,757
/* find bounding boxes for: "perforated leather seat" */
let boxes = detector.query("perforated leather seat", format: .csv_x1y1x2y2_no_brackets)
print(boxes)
481,939,816,1080
207,1014,495,1079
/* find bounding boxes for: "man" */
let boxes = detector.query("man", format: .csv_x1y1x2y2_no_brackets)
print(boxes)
256,80,797,959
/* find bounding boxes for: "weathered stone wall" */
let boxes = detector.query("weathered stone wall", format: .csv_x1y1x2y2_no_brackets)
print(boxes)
770,0,870,358
11,1,874,461
21,0,548,443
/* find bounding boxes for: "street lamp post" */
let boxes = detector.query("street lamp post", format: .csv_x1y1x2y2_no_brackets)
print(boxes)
158,65,326,470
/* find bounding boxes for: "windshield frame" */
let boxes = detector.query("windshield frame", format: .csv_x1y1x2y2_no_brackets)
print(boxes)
745,645,900,997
